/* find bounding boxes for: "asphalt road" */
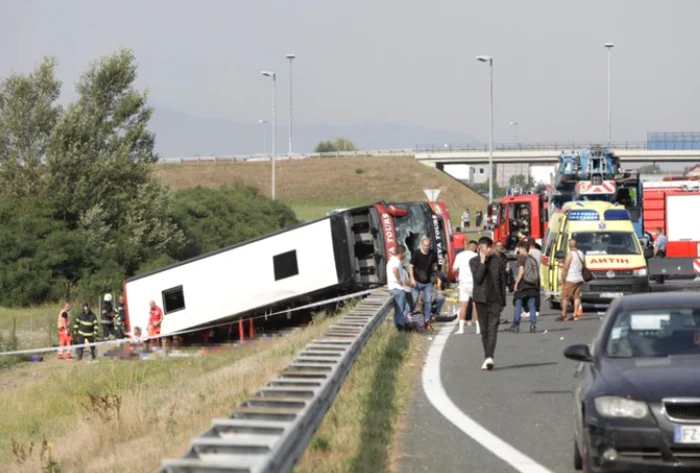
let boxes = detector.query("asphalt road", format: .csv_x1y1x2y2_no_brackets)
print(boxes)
398,280,700,473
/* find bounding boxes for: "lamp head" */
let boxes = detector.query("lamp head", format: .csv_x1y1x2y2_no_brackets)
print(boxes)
261,70,276,78
604,42,614,49
476,55,492,63
286,54,296,59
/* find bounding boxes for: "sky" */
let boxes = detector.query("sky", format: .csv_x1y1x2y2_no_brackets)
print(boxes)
1,0,699,145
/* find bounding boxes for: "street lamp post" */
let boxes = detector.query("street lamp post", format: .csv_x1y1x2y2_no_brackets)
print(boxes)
261,71,277,200
258,119,268,155
509,121,519,144
286,54,295,155
604,43,614,145
477,55,494,203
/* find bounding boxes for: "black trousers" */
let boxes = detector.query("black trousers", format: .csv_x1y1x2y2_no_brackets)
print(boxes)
76,335,96,360
476,301,503,359
465,298,475,321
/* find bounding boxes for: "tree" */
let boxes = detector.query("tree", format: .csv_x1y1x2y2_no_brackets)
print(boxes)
171,184,299,261
45,48,185,276
638,164,661,174
314,137,357,152
509,173,534,189
0,57,62,199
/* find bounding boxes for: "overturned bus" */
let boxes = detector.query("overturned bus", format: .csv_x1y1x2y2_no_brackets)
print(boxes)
122,201,454,338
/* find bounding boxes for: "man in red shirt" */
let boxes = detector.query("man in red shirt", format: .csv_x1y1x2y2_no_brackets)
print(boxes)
453,227,466,255
147,300,164,348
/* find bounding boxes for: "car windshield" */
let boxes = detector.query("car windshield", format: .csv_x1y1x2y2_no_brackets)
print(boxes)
572,231,640,256
605,309,700,358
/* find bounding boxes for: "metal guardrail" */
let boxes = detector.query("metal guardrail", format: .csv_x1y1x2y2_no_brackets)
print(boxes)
156,288,392,473
157,142,655,164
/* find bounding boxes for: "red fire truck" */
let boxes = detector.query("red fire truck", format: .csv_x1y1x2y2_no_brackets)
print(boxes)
642,180,700,280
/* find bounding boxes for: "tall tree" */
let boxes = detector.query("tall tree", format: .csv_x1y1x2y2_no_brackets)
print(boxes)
0,57,61,198
46,48,184,275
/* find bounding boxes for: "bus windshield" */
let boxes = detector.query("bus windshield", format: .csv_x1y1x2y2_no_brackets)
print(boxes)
572,231,641,256
392,204,430,264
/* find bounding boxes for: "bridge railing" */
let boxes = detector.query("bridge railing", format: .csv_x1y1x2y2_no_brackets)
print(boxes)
415,141,648,152
157,142,651,164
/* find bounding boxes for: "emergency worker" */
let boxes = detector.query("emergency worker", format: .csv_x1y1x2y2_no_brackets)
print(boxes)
57,303,73,360
516,206,531,239
147,300,164,347
74,303,98,361
100,293,115,340
114,295,126,338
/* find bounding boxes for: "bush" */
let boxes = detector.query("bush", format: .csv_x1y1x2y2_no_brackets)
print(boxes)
172,184,299,260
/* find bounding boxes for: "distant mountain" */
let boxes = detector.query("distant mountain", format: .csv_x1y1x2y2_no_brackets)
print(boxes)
149,106,480,157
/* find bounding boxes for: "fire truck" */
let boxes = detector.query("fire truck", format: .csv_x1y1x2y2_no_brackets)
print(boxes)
642,178,700,280
493,146,645,255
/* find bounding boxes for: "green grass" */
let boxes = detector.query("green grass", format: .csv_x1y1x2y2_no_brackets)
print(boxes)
294,320,427,473
290,204,348,222
1,314,336,473
158,156,488,224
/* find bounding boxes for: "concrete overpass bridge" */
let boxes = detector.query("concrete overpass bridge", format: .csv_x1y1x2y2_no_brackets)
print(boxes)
415,142,700,169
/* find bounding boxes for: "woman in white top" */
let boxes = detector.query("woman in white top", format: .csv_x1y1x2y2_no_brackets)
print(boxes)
560,239,585,321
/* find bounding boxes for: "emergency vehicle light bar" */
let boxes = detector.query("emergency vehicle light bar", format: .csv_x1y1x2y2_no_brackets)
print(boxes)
603,209,631,221
567,210,600,221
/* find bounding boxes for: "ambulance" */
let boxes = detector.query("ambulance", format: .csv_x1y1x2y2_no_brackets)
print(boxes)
541,201,650,309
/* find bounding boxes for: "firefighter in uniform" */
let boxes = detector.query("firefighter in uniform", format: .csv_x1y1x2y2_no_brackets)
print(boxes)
100,293,115,340
516,206,531,240
114,295,127,339
57,303,73,360
74,303,99,361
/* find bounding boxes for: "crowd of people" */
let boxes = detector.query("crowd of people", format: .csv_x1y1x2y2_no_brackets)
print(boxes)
387,228,548,371
55,297,165,361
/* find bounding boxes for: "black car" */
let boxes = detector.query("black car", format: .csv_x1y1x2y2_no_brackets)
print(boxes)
564,292,700,472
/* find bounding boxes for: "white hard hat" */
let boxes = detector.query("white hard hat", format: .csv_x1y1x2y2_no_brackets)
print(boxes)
104,293,113,302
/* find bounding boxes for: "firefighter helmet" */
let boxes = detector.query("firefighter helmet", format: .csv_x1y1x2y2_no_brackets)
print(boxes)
104,293,113,302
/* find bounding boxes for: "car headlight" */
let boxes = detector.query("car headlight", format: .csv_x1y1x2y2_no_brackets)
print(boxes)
594,396,649,419
633,268,647,277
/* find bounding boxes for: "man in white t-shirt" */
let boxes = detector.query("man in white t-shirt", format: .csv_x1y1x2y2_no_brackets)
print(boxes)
387,244,414,331
453,240,478,334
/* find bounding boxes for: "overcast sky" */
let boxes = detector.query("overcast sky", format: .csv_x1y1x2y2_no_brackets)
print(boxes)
1,0,699,144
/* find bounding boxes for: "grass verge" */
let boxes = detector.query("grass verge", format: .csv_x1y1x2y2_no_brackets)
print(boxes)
293,319,428,473
158,156,487,223
0,313,336,473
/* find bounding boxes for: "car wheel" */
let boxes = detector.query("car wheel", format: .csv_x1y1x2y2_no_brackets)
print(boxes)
574,436,583,470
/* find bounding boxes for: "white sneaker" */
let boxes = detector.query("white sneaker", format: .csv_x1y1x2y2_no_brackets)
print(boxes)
522,312,530,318
481,357,494,371
536,311,540,317
456,328,465,335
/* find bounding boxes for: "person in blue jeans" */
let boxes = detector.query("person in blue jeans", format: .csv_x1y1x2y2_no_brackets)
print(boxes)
506,241,539,333
386,244,414,330
409,237,438,323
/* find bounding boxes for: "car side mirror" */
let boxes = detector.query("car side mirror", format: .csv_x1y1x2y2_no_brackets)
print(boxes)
564,344,593,363
554,250,565,260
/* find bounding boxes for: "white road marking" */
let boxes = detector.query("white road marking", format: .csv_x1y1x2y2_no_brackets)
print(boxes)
422,321,555,473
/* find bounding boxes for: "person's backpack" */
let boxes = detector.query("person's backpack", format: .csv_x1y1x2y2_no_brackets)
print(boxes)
523,255,539,285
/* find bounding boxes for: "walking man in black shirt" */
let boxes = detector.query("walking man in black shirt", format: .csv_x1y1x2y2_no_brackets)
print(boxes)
470,236,507,370
410,237,439,324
